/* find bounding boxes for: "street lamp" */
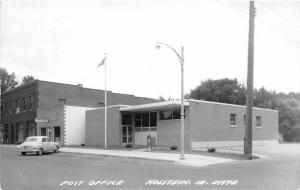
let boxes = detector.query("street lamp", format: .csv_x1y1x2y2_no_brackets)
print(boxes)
155,41,185,160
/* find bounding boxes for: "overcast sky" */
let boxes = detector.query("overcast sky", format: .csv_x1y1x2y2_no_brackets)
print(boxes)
1,0,300,99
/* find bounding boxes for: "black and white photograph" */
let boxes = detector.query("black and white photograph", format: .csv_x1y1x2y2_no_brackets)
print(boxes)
0,0,300,189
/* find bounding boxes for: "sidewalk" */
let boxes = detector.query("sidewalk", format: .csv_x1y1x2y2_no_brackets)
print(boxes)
61,147,236,167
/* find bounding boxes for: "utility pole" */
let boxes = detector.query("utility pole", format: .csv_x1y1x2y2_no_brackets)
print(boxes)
245,0,256,159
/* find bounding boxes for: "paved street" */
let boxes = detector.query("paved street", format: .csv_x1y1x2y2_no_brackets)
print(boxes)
1,144,300,190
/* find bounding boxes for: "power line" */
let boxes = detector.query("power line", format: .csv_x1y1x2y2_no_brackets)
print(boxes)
257,1,300,31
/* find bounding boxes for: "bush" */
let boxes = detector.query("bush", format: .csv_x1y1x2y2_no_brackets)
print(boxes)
125,144,132,148
207,147,216,153
170,145,177,150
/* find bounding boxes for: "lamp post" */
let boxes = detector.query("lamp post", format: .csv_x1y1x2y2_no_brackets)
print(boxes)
155,41,185,160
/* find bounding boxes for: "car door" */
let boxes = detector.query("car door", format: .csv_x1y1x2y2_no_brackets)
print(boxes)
42,137,48,151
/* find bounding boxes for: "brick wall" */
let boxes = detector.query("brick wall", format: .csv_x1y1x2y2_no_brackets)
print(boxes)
85,106,122,146
188,100,278,146
1,81,38,143
156,108,190,149
38,80,156,109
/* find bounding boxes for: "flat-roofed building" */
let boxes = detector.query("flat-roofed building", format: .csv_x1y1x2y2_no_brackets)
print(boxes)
1,80,157,145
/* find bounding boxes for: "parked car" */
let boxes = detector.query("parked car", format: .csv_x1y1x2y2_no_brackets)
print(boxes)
16,136,60,156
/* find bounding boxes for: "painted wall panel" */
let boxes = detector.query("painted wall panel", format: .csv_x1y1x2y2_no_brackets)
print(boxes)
65,106,95,146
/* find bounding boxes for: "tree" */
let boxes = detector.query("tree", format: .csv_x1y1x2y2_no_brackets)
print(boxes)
22,75,35,85
253,87,277,109
0,67,18,93
186,78,300,142
186,78,246,105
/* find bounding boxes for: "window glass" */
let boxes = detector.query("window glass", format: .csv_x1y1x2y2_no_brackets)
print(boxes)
122,114,132,125
160,111,172,120
172,109,181,119
135,113,141,127
142,113,149,127
150,112,157,126
230,114,236,126
256,116,262,127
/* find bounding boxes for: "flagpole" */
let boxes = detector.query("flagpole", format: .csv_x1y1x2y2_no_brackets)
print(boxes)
104,53,107,149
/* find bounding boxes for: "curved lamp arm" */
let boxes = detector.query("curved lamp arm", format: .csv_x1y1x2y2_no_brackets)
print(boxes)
156,41,183,64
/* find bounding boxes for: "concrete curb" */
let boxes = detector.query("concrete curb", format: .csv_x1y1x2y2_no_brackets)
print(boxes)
61,149,175,163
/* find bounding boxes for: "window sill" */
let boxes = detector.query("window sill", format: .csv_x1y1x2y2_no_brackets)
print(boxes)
230,125,237,128
256,126,262,129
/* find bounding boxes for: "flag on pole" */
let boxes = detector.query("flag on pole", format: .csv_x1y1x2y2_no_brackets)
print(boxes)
97,56,106,68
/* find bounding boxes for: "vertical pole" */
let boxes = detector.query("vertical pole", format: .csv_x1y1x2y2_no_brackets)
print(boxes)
104,53,107,149
180,45,185,160
245,0,255,159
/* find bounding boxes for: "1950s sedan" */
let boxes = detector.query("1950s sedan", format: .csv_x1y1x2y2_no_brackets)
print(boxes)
16,136,60,156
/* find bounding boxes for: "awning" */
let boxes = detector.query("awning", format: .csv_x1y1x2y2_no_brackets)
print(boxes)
120,101,189,112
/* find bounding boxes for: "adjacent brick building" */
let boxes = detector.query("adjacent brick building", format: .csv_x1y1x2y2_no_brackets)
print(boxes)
1,80,156,144
86,99,278,149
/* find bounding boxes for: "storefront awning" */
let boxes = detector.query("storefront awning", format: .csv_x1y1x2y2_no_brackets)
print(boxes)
120,101,189,112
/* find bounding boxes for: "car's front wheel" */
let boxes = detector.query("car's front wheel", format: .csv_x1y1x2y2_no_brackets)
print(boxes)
37,148,43,155
21,152,26,156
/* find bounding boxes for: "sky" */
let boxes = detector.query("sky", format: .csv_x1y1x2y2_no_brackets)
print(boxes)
1,0,300,99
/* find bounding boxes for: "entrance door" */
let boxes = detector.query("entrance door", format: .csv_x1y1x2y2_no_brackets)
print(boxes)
122,125,132,144
54,126,61,142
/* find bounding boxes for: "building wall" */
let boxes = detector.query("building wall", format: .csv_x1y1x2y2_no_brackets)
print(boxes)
188,101,279,148
1,81,38,144
38,80,156,109
156,108,190,149
85,106,122,146
36,104,64,141
65,106,95,146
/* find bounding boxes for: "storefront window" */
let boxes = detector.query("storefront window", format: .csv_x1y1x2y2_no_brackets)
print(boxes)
159,109,183,120
122,114,132,125
134,112,157,131
142,113,149,127
150,112,157,126
160,110,172,120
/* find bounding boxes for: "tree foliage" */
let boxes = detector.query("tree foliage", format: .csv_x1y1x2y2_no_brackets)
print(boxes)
0,67,18,93
22,75,35,85
186,78,300,142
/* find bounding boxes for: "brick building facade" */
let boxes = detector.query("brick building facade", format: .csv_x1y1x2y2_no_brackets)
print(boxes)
1,80,156,144
85,99,278,149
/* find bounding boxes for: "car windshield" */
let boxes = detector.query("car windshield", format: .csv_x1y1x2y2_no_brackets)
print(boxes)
25,137,38,142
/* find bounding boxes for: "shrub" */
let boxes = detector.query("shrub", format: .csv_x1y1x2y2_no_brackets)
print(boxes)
208,147,216,153
125,144,132,148
170,145,177,150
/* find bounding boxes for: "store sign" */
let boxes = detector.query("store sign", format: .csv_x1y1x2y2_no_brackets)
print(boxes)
35,118,49,123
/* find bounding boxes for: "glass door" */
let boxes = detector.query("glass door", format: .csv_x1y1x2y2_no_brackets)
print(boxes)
122,125,132,144
122,113,132,144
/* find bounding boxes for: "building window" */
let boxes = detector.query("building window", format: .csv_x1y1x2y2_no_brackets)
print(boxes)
134,112,157,131
4,103,8,115
160,110,172,120
159,109,183,120
98,102,105,107
256,116,262,128
122,114,132,125
28,96,33,110
58,98,66,104
135,113,142,128
22,98,26,111
16,99,20,114
230,113,237,127
10,101,14,114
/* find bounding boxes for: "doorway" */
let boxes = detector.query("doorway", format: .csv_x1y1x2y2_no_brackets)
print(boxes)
54,126,61,142
122,125,132,144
